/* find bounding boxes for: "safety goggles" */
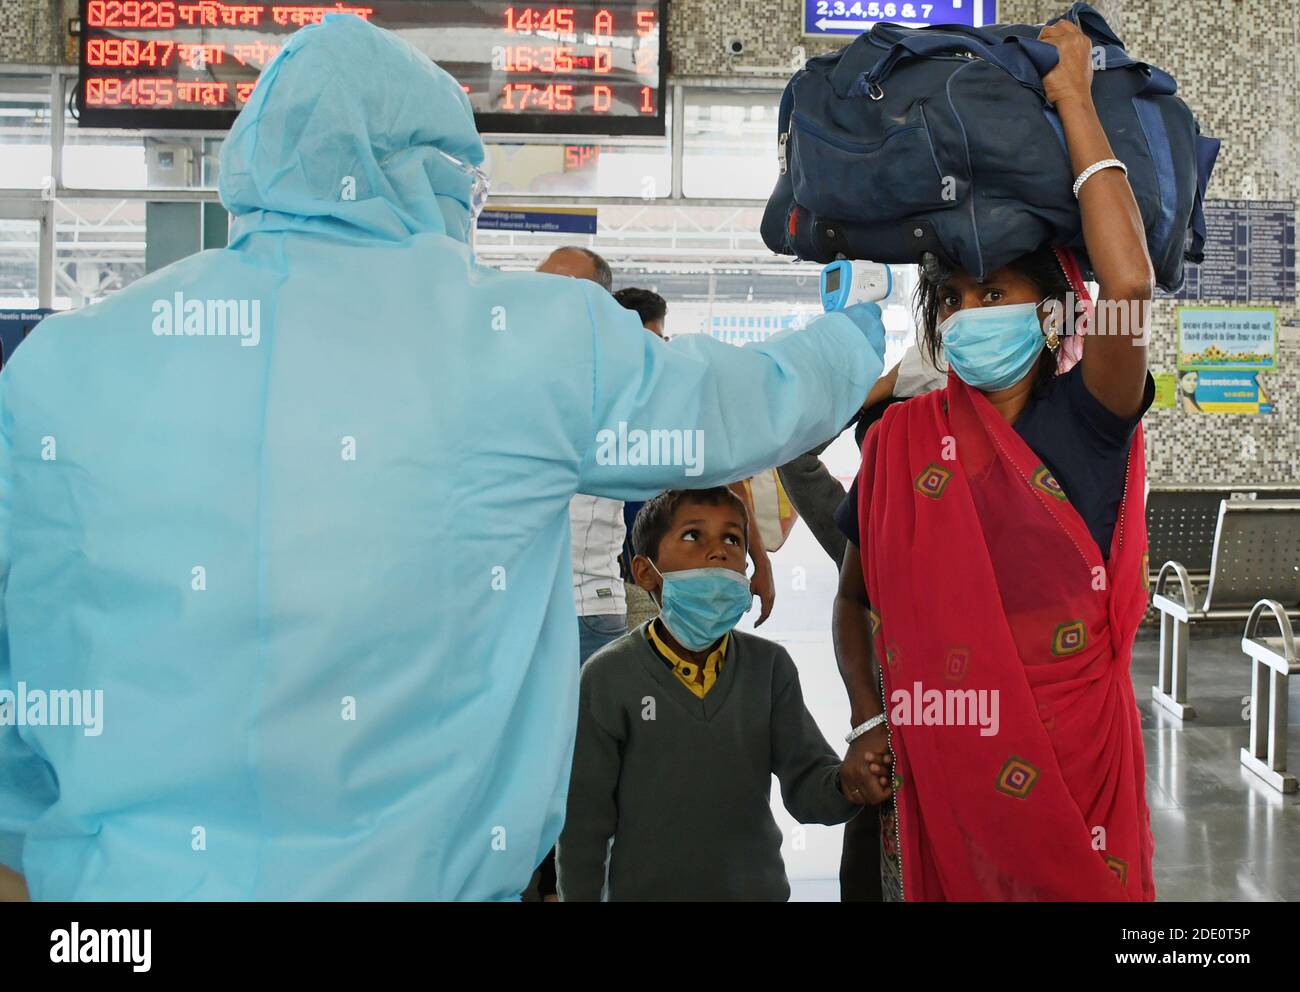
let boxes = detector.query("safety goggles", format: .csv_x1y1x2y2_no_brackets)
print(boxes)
434,147,490,220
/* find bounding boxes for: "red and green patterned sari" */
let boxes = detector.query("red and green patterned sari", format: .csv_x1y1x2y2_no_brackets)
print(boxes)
857,372,1154,901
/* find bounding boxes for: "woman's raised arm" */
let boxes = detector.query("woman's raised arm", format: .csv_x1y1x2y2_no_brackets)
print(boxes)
1039,17,1154,418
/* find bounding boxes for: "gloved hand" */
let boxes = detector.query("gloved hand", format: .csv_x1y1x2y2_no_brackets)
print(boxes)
840,302,886,362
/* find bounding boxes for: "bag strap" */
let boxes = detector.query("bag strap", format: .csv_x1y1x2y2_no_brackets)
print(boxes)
870,20,1002,48
1007,34,1177,96
858,32,1048,94
1049,2,1125,48
1002,35,1062,79
1049,2,1177,94
857,7,1174,100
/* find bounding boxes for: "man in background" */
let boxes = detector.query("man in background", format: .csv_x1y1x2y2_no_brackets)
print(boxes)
538,247,629,666
613,287,669,630
538,246,612,291
528,246,627,902
613,287,667,339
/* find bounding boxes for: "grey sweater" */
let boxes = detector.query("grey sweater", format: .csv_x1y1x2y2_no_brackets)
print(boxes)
556,622,861,901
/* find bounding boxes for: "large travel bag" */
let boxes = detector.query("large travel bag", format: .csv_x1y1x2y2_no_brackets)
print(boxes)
760,2,1220,291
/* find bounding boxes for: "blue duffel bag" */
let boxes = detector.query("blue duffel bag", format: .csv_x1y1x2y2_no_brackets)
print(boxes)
761,2,1220,292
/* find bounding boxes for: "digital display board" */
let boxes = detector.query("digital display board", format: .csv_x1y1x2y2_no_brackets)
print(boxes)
78,1,666,135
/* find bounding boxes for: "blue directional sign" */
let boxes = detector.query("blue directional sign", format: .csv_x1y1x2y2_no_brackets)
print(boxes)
0,308,51,372
804,0,997,36
476,206,598,235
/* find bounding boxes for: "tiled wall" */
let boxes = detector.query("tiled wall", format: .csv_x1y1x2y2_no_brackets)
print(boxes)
1018,1,1298,488
0,0,74,65
3,1,1296,484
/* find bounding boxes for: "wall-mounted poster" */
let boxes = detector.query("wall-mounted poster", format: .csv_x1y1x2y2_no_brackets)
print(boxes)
1176,370,1274,415
1152,371,1178,409
1177,307,1277,371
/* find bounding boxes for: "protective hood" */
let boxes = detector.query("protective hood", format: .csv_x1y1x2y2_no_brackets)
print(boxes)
219,13,484,245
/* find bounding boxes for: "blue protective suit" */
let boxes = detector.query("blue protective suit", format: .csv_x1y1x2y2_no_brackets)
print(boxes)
0,15,883,899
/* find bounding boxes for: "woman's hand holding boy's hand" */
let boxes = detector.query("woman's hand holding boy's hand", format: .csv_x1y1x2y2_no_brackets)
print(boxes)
840,728,893,805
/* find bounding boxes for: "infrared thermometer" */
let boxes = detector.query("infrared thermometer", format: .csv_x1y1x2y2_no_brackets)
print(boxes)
820,259,893,312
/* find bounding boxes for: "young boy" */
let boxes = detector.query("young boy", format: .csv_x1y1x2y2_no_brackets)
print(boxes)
556,486,865,901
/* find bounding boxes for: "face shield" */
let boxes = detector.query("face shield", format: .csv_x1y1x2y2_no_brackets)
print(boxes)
434,147,490,251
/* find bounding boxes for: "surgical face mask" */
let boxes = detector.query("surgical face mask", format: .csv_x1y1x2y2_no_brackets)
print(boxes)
649,561,752,651
434,147,490,247
938,300,1047,391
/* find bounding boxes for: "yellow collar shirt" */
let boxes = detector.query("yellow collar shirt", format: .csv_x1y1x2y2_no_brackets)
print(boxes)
646,620,729,699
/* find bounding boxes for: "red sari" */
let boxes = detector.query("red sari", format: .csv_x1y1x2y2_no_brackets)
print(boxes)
857,372,1154,901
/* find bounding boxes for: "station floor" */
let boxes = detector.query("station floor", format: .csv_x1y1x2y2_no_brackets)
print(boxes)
788,626,1300,902
1128,626,1300,902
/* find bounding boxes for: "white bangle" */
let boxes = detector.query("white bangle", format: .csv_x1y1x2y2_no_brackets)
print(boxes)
845,712,887,743
1073,158,1128,199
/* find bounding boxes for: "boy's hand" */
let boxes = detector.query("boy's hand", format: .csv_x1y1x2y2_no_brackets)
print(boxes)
841,727,893,805
0,864,30,901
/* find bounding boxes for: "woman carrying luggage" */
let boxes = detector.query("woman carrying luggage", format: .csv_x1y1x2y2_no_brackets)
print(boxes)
832,17,1156,900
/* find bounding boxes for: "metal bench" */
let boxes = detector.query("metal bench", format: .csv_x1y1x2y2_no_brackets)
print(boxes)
1146,486,1300,586
1239,600,1298,793
1151,499,1300,720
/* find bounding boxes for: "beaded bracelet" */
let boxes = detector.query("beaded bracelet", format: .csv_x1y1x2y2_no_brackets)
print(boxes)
1073,158,1128,199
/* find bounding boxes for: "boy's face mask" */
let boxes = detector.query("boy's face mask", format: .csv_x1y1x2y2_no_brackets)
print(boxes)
649,561,753,651
938,300,1047,391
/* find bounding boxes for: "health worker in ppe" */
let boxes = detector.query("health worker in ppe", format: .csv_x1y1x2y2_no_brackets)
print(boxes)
0,13,886,901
